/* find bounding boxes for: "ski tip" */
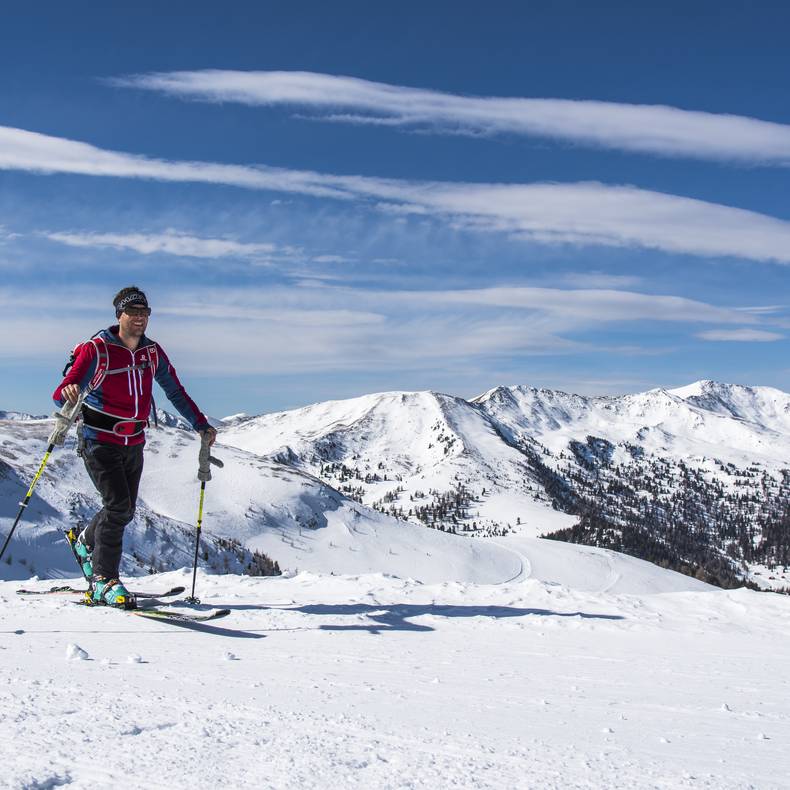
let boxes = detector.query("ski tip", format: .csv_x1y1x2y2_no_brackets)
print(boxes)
132,607,232,623
16,585,79,596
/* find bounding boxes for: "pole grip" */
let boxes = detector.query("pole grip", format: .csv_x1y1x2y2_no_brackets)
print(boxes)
48,390,88,446
197,431,223,481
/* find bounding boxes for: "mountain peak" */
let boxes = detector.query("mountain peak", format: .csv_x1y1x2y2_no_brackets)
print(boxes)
667,380,726,399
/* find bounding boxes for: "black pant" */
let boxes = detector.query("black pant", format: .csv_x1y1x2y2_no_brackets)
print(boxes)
82,440,144,578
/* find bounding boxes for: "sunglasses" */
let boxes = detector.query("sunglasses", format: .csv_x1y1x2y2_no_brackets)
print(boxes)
123,307,152,317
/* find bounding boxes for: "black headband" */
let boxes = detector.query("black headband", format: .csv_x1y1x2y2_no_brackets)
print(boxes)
114,290,149,314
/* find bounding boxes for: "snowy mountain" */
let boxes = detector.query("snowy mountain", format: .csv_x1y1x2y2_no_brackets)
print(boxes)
476,380,790,466
220,381,790,591
220,389,572,537
2,379,788,592
0,409,47,421
0,417,277,581
0,415,536,587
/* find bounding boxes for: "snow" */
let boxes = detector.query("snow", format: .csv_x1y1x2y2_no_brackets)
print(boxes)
1,569,788,788
0,415,713,590
479,380,790,467
0,418,528,585
0,410,47,421
2,381,790,786
219,388,574,537
220,412,249,424
493,535,713,595
5,379,787,588
219,381,790,552
65,642,89,661
1,409,716,592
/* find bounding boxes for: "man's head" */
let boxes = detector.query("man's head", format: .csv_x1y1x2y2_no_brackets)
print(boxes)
114,286,149,316
113,286,150,340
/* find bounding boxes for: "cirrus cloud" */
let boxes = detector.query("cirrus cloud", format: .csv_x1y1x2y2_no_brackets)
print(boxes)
43,229,296,261
113,69,790,166
5,125,790,263
695,328,784,342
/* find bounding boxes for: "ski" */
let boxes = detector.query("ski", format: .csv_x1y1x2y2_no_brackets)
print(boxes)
130,607,231,624
74,599,231,623
16,585,76,596
17,585,186,599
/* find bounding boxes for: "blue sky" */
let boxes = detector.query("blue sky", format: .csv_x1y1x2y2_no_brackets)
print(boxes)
1,1,789,417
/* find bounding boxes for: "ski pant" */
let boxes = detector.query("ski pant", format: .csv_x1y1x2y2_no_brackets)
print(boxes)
81,440,144,579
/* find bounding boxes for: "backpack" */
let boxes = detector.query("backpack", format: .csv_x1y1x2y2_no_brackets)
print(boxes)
62,331,160,394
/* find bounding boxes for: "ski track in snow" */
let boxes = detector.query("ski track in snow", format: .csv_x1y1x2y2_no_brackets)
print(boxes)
497,541,532,584
2,569,789,790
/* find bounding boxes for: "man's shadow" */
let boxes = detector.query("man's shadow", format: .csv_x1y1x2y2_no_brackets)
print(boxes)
228,602,625,635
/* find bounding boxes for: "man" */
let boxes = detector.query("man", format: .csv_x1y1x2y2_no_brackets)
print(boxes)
53,286,216,608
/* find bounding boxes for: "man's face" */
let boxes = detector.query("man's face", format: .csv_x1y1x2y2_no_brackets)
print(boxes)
118,305,150,337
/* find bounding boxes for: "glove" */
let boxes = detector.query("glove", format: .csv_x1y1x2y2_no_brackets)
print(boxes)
48,396,84,446
198,431,224,482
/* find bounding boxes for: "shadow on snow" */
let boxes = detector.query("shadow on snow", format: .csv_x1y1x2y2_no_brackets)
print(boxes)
223,602,625,634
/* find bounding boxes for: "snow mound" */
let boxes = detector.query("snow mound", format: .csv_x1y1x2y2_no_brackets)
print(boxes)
65,643,90,661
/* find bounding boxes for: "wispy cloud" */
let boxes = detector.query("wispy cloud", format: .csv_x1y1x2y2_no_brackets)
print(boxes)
0,282,777,374
114,70,790,166
0,125,350,199
0,226,22,244
5,125,790,262
696,328,784,342
409,286,759,326
104,285,785,372
561,271,643,289
43,229,296,261
736,305,786,315
311,254,355,264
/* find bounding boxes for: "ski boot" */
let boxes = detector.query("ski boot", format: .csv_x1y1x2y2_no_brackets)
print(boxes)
90,577,136,609
73,530,94,579
65,527,94,581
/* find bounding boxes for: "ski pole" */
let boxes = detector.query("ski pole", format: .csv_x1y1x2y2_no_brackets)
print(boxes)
0,392,87,563
186,431,223,604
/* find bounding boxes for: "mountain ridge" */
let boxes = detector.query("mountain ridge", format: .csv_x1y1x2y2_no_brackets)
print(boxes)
218,379,790,591
3,379,788,591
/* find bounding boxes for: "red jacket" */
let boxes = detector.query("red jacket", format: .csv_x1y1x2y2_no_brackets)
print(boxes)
53,327,209,446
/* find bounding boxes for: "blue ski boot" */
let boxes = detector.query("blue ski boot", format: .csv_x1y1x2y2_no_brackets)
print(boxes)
73,530,94,579
91,577,136,609
65,527,94,580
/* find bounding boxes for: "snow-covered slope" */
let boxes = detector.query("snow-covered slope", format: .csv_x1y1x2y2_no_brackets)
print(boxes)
220,380,790,532
0,409,47,421
139,421,524,584
0,417,521,585
0,417,268,581
221,390,573,537
217,380,790,590
2,570,787,788
1,413,715,594
3,378,788,592
669,379,790,434
493,535,712,595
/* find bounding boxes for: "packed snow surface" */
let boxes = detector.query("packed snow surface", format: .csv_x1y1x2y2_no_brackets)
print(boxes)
1,570,788,789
